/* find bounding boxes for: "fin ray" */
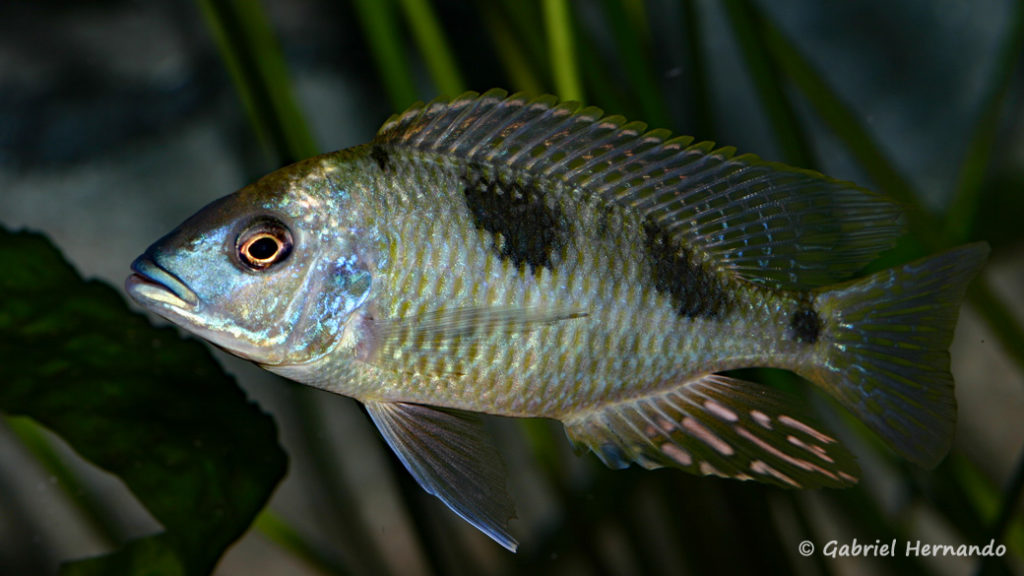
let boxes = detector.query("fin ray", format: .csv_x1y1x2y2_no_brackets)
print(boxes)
365,401,518,551
806,243,989,467
563,374,860,488
376,90,904,289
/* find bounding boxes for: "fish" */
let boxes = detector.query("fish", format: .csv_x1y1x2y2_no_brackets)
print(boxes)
126,89,989,551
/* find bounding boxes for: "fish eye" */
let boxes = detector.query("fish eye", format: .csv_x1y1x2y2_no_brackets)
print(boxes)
237,219,293,270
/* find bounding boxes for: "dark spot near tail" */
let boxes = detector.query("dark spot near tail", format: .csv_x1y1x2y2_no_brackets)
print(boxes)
370,145,391,172
461,166,567,272
789,306,821,344
643,222,728,318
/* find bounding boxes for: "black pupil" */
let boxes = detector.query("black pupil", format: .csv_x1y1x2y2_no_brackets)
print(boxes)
249,236,280,260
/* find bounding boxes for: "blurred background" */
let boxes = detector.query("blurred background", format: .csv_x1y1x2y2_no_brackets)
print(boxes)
1,0,1023,574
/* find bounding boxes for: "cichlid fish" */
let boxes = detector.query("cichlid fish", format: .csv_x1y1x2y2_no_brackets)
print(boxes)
126,89,988,551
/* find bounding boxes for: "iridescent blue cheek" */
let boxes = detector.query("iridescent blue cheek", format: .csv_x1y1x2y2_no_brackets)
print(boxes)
282,254,373,360
328,255,373,314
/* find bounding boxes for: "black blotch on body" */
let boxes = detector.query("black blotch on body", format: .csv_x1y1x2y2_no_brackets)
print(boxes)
461,167,567,272
643,222,728,318
370,145,391,172
789,306,821,344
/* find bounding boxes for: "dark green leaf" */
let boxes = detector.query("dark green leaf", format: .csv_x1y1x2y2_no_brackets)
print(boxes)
0,227,287,576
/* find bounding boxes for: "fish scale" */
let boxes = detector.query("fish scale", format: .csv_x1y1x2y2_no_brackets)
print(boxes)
126,89,989,551
360,149,779,415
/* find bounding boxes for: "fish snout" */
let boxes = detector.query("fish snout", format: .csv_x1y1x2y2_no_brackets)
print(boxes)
126,255,199,310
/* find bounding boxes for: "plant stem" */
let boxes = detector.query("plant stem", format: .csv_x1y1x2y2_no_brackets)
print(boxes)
255,509,354,576
196,0,319,164
5,416,122,547
946,0,1024,243
397,0,465,96
721,0,815,167
543,0,583,101
351,0,420,110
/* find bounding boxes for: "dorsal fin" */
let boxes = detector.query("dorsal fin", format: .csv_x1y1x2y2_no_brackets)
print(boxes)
375,90,905,290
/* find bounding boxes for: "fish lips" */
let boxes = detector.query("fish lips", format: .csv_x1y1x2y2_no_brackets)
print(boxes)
126,256,199,311
126,255,283,365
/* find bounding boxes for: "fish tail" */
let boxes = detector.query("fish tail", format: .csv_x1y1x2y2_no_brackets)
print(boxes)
800,243,989,468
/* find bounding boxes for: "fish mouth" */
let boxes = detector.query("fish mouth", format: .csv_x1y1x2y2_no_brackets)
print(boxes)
125,256,198,310
126,256,272,363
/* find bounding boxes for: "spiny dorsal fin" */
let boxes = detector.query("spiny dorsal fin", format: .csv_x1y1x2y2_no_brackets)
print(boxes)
375,90,904,290
563,374,860,489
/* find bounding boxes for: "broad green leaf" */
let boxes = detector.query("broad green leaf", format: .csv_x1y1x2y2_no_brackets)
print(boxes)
0,227,287,576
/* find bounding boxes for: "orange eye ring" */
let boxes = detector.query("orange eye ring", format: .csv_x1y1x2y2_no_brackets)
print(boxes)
237,221,293,270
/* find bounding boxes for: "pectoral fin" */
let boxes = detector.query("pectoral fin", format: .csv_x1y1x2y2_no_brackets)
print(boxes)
364,400,518,551
563,374,859,489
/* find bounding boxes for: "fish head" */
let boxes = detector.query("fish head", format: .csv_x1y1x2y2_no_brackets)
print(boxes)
125,157,374,367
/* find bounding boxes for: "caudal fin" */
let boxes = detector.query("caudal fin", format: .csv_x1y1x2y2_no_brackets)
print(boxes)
802,243,989,468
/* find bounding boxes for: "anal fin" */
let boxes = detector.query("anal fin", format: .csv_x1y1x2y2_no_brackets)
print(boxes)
364,401,518,551
563,374,859,489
